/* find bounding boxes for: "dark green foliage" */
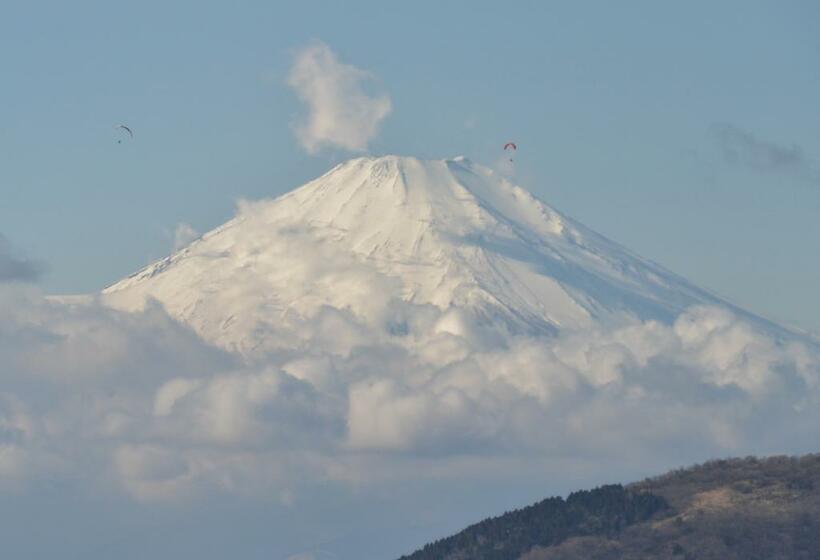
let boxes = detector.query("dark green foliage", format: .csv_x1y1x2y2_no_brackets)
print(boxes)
398,485,667,560
399,454,820,560
525,454,820,560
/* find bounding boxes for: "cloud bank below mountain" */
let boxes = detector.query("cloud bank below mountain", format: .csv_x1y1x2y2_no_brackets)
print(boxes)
2,154,818,556
2,279,818,504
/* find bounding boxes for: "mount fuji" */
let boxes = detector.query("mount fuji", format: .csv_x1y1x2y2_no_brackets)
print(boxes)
101,155,785,355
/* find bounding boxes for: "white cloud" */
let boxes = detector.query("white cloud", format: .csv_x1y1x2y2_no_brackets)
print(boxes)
0,277,818,556
2,283,819,496
0,394,32,485
173,222,199,251
288,42,392,154
113,444,194,501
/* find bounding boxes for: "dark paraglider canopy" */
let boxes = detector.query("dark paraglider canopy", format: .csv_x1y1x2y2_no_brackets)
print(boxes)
117,125,134,144
504,142,517,161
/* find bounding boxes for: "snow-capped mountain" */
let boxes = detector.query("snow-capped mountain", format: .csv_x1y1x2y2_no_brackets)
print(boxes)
102,156,762,355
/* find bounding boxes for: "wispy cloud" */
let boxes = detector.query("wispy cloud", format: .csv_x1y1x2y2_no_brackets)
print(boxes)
0,235,43,283
711,123,817,183
288,42,392,154
172,223,199,251
285,554,318,560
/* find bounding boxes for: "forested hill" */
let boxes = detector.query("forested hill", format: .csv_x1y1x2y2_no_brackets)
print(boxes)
399,454,820,560
398,485,667,560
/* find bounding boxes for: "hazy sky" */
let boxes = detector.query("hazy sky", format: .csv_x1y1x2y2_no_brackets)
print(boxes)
1,3,820,559
2,1,819,332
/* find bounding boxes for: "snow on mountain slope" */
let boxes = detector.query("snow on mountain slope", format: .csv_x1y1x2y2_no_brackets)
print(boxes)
102,156,746,355
12,155,816,530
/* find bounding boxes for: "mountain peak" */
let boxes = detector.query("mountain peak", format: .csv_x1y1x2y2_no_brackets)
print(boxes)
280,154,571,243
103,155,731,355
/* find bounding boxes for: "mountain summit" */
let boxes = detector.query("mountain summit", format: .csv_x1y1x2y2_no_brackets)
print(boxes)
103,156,740,354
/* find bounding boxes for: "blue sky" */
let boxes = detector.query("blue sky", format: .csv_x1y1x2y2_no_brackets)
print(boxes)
1,4,819,558
2,1,819,331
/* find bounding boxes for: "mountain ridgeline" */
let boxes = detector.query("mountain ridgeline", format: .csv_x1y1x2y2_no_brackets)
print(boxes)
400,454,820,560
100,155,766,357
399,485,667,560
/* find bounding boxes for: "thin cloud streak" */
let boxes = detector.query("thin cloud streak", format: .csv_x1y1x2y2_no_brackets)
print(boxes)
711,123,818,183
173,223,199,251
0,235,43,283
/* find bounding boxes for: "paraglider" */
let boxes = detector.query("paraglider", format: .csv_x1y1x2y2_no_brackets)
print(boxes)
504,142,517,161
116,125,133,144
